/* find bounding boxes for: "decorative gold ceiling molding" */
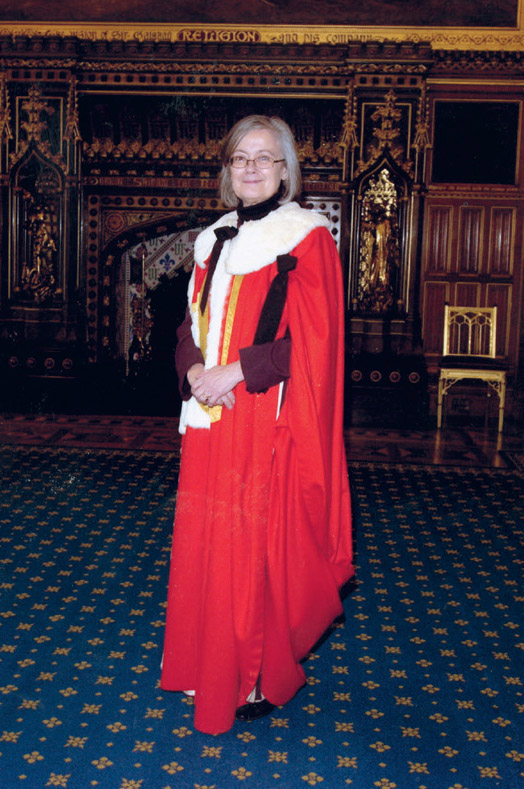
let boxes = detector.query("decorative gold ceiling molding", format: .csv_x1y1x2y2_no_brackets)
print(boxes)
1,21,524,52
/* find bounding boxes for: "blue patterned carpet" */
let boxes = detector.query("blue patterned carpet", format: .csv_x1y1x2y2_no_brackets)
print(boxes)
1,447,523,789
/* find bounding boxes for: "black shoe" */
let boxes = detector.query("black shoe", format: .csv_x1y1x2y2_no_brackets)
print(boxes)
235,698,275,721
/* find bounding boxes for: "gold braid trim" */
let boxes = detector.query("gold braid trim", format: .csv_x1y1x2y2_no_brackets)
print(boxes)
197,274,244,424
221,274,244,365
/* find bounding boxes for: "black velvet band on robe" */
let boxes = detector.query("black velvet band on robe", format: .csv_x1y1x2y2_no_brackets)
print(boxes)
199,225,239,315
253,253,297,346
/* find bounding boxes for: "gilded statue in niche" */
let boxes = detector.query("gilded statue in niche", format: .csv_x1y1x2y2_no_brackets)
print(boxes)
20,192,58,304
357,168,400,315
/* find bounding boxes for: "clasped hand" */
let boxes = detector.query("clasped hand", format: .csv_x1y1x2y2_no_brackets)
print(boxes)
188,361,244,410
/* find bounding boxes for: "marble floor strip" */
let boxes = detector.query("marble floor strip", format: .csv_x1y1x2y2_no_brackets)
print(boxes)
0,412,522,468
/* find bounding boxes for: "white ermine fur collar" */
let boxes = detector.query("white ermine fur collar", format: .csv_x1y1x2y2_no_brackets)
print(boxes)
193,201,330,275
179,202,329,434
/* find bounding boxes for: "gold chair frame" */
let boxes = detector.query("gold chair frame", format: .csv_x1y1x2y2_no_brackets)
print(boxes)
437,305,507,432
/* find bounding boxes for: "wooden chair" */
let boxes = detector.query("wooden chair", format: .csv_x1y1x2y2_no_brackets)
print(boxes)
437,305,507,432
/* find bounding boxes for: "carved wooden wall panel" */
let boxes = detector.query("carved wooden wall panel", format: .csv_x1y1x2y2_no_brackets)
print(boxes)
487,283,512,357
455,282,481,306
457,206,483,274
425,206,452,273
422,281,448,355
488,207,514,275
421,195,521,370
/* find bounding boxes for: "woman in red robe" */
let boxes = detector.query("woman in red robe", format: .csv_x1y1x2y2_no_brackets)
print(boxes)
161,115,354,734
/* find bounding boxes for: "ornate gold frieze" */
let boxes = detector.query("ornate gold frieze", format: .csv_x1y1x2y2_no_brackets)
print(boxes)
82,136,343,169
80,59,345,71
354,63,428,74
4,51,524,81
83,138,220,162
4,34,524,86
3,59,77,71
432,49,524,73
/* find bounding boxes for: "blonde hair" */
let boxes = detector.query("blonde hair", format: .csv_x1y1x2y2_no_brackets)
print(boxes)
219,115,302,208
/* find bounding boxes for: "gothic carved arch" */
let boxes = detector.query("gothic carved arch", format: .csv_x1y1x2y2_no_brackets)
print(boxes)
96,210,217,363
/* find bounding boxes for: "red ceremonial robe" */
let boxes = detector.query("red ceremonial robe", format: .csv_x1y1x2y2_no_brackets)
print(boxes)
161,202,354,734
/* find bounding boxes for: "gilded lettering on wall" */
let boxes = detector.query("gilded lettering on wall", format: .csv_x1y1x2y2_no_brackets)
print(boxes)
1,22,524,51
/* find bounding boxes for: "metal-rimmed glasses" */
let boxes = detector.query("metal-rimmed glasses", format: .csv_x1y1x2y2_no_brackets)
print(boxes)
229,155,285,169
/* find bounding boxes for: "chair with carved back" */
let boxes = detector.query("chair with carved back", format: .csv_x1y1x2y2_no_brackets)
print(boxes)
437,305,507,432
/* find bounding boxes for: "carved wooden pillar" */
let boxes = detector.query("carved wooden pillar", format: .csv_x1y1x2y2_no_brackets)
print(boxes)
0,75,83,396
342,78,432,424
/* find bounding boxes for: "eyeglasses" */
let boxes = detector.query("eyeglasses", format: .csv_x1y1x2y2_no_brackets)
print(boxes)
229,155,285,170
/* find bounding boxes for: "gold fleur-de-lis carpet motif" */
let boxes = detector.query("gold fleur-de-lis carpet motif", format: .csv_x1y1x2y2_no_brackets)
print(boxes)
0,447,523,788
